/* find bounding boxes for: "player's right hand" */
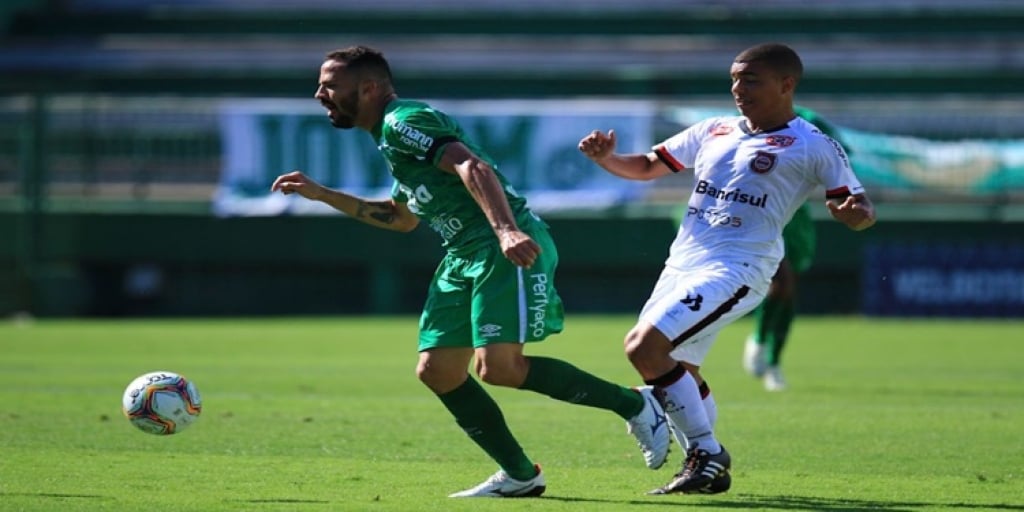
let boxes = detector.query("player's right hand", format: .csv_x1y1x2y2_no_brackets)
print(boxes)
271,171,324,200
578,129,617,161
499,229,541,268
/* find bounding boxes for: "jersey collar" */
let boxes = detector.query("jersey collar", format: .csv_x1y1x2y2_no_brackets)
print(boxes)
739,118,792,136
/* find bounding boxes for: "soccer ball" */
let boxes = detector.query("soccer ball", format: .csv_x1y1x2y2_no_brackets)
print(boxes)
122,371,202,435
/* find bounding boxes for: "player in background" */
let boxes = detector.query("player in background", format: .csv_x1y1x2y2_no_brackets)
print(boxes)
578,43,875,495
270,45,670,499
742,105,854,391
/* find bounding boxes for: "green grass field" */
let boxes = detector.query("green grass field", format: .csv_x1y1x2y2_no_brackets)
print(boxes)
1,315,1021,511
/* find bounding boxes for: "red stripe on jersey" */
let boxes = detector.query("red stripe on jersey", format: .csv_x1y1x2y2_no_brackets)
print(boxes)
825,186,851,199
654,145,685,173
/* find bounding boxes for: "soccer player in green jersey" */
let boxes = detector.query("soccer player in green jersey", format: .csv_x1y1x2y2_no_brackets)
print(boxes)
741,105,851,391
270,45,670,498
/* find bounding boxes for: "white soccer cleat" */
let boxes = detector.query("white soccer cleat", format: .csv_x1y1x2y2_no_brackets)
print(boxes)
742,336,767,378
626,386,671,470
448,464,546,498
763,366,787,392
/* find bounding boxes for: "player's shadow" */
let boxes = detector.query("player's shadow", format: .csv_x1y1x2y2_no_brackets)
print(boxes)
547,493,1024,511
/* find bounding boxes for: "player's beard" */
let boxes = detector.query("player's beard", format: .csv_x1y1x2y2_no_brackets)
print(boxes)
328,89,359,129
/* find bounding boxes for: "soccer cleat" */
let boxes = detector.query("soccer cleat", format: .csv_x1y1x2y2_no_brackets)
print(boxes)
742,336,767,377
648,443,731,494
763,366,787,392
448,464,546,498
625,386,671,470
687,470,732,494
648,469,731,495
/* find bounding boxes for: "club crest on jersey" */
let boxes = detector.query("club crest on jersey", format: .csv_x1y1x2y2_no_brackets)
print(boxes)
750,151,777,174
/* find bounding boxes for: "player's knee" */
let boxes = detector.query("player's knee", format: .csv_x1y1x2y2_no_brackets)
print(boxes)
416,359,458,393
414,360,437,385
475,356,526,387
475,364,518,387
624,329,650,365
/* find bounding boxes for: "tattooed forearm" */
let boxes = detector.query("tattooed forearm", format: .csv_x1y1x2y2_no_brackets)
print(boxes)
356,200,396,224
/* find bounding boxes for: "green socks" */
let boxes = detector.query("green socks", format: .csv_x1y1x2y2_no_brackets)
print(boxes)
519,356,643,421
436,357,645,481
754,297,796,366
437,377,537,481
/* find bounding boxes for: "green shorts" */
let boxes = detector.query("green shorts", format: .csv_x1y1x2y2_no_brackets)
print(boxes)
783,204,817,273
418,227,565,350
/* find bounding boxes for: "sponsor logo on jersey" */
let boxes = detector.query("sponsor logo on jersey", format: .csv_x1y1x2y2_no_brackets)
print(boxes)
749,151,778,174
686,206,743,227
479,323,503,338
387,117,434,152
428,212,464,241
823,135,851,169
765,135,796,147
694,179,768,208
711,124,734,136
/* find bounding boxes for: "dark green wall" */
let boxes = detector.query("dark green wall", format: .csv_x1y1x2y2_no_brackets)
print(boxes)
1,211,1018,317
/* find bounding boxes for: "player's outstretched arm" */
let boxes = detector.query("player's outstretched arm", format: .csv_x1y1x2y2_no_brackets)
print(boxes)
578,129,672,181
826,193,876,231
270,170,419,232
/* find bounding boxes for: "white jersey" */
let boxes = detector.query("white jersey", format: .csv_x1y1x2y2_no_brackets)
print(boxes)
654,115,865,286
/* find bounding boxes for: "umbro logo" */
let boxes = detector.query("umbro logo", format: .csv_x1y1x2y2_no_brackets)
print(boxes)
479,324,502,338
680,294,703,312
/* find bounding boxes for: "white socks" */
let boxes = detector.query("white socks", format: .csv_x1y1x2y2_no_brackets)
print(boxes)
661,370,721,454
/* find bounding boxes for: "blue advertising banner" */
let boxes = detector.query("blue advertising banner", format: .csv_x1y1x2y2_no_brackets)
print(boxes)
863,243,1024,317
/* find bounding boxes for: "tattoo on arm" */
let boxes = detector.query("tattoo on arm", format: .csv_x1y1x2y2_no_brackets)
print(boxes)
355,200,396,224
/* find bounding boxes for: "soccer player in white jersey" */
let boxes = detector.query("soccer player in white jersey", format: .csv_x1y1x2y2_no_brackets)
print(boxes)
578,42,876,495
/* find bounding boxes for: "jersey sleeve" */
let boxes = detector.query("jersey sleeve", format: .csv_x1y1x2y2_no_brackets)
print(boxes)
810,133,866,199
652,117,721,173
382,107,461,167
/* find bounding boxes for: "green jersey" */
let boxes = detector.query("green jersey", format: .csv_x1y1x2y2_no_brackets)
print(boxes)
374,99,541,255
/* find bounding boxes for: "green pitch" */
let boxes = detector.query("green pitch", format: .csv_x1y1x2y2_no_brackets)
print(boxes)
1,315,1021,511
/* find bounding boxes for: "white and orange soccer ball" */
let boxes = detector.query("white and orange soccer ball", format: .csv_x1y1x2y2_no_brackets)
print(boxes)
122,371,202,435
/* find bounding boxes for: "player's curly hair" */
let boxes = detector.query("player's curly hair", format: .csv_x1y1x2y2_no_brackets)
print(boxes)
324,45,393,83
735,43,803,83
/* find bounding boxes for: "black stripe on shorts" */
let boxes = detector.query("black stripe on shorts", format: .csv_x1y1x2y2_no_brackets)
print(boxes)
670,285,750,348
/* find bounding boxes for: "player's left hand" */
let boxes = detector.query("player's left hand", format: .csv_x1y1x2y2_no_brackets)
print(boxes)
827,195,876,231
499,230,541,268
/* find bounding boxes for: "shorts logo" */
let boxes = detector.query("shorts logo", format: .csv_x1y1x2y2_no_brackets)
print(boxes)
680,293,703,312
479,324,502,338
749,151,777,174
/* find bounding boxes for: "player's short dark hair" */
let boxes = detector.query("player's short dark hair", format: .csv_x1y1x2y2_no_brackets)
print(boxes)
324,45,393,83
734,43,803,83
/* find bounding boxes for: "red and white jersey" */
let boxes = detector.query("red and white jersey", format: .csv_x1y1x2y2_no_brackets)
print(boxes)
654,115,864,286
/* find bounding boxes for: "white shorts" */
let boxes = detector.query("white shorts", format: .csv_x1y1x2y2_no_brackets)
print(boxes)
639,265,767,366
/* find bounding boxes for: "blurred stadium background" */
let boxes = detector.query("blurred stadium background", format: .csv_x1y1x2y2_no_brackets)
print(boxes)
1,0,1022,318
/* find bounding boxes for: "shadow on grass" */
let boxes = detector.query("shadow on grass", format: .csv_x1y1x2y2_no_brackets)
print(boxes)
545,493,1024,511
0,492,106,499
229,498,330,504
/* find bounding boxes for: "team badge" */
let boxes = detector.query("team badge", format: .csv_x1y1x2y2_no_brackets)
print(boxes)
749,151,777,174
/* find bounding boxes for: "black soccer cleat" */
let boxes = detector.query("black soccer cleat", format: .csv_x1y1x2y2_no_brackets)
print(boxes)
647,443,731,495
